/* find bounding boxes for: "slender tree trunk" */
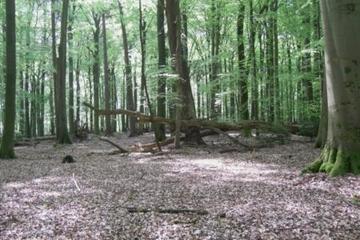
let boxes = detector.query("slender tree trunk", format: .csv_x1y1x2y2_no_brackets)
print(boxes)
249,0,258,120
75,58,81,125
209,0,221,118
92,14,101,134
102,13,112,135
118,1,137,137
25,23,31,138
68,4,75,136
0,0,16,158
51,0,57,137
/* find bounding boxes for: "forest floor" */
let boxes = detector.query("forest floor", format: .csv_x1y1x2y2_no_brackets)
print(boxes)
1,133,360,240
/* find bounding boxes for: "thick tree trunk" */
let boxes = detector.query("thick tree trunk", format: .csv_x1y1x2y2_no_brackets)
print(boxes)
156,0,167,141
165,0,203,145
305,0,360,176
237,2,248,121
0,0,16,158
55,0,71,144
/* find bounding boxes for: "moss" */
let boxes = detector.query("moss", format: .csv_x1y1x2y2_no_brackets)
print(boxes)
319,162,334,173
304,145,360,176
302,158,323,174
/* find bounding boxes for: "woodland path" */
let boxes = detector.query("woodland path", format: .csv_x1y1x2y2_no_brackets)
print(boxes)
1,133,359,239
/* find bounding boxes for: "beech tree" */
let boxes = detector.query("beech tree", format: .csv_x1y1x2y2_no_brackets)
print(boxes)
305,0,360,176
0,0,16,159
55,0,72,144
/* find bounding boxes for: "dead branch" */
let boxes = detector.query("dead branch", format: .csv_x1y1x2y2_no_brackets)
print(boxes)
99,137,129,153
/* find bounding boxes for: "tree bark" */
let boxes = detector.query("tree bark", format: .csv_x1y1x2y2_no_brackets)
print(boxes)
237,1,248,121
156,0,167,142
0,0,16,158
165,0,203,145
92,13,101,135
55,0,71,144
102,13,112,136
305,0,360,176
118,1,137,137
68,4,75,136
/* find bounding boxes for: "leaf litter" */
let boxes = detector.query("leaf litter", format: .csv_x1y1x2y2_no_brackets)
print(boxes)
0,133,359,239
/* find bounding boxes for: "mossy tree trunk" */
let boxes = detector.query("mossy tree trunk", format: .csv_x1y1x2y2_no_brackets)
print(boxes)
0,0,16,159
305,0,360,176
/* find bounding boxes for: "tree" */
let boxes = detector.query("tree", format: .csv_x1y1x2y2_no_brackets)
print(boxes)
54,0,72,144
155,0,167,141
305,0,360,176
68,3,75,136
0,0,16,159
118,0,137,137
91,13,101,135
165,0,203,145
102,13,112,135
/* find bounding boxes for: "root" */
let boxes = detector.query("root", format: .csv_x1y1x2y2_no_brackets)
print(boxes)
303,145,360,176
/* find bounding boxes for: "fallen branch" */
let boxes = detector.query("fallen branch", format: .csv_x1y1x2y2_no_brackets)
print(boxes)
99,137,129,153
209,127,252,149
126,207,209,215
83,102,289,135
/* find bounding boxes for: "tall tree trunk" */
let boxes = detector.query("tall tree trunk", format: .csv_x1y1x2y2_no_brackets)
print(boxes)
237,2,248,120
118,1,137,137
102,13,112,135
51,0,57,136
305,0,360,176
92,14,101,134
25,22,31,138
165,0,203,146
156,0,167,141
68,4,75,136
249,0,258,120
75,58,81,125
209,0,221,118
0,0,16,158
314,0,326,148
55,0,71,144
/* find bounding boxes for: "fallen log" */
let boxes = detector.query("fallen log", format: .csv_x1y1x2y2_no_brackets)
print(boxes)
83,102,289,135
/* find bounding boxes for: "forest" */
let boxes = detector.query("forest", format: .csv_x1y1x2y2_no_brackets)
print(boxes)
0,0,360,239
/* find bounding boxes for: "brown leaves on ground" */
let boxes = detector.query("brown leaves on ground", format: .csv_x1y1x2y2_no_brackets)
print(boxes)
1,133,360,239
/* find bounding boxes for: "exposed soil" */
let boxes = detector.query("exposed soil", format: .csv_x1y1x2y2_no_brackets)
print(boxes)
1,133,359,239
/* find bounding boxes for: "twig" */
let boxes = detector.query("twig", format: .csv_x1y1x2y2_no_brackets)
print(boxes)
72,173,81,191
